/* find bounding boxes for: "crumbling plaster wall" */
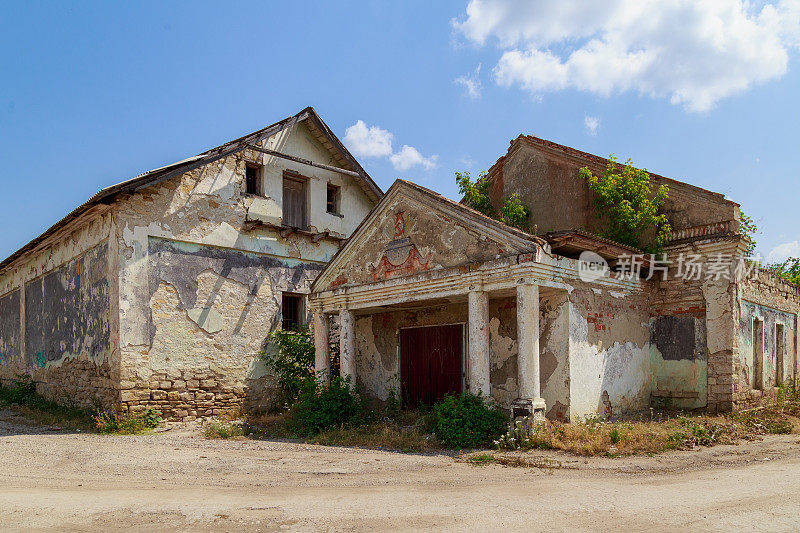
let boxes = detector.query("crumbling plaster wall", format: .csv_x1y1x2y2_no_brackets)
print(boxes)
114,122,373,420
738,301,797,391
738,270,799,398
0,212,118,407
568,283,651,421
354,298,536,407
650,236,745,412
649,315,708,410
323,196,512,289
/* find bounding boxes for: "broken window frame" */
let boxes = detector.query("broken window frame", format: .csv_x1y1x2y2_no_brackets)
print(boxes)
326,183,342,216
282,171,309,230
281,292,305,331
244,162,263,196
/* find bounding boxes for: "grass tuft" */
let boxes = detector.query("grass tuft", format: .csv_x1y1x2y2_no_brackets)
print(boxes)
465,452,496,465
204,418,244,439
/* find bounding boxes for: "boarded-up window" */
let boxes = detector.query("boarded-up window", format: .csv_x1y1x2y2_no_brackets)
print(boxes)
281,293,304,330
245,163,262,195
283,174,307,229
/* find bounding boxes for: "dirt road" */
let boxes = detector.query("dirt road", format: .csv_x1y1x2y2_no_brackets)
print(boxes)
1,409,799,532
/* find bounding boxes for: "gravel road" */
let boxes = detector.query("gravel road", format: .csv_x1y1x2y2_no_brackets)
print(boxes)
1,408,799,532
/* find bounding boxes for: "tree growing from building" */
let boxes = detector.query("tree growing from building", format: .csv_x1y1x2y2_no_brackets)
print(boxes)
579,156,671,254
456,171,531,232
739,211,759,257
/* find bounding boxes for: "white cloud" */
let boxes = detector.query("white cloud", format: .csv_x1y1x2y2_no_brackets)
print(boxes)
343,120,393,158
768,240,800,262
584,115,600,136
389,146,439,171
454,0,800,112
455,63,483,99
344,121,437,172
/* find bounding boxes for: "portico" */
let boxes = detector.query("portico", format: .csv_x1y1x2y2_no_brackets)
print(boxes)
308,180,649,420
312,260,554,415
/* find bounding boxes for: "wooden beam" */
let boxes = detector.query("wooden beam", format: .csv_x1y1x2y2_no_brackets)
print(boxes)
246,145,361,178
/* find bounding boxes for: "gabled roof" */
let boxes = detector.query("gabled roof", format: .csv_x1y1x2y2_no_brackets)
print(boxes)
311,179,548,292
0,107,382,273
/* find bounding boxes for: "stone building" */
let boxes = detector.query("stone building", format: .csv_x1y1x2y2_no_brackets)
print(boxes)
309,136,799,420
0,107,382,419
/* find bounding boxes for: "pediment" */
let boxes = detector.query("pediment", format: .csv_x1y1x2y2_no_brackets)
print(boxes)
312,180,542,292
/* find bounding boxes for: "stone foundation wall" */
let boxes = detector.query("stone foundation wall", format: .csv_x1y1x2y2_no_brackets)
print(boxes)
120,368,247,419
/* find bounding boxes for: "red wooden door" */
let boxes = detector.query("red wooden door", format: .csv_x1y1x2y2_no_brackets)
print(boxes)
400,324,463,407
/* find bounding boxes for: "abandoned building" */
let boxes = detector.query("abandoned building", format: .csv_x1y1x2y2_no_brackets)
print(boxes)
1,109,797,422
0,107,382,419
309,136,799,420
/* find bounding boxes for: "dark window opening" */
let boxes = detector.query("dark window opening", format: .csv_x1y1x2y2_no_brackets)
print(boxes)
283,174,308,229
777,323,785,385
245,163,262,195
282,293,304,330
753,318,764,390
327,184,341,215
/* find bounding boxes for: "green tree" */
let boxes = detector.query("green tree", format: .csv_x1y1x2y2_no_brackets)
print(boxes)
456,171,532,232
740,211,759,257
767,257,800,294
579,156,671,254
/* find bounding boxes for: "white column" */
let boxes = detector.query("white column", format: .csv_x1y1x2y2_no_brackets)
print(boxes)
468,291,491,397
517,284,542,405
313,313,330,385
339,309,356,387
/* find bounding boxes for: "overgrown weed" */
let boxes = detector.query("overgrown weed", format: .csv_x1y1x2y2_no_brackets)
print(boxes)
204,418,244,439
0,373,160,435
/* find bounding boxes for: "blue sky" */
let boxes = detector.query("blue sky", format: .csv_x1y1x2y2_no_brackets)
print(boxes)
1,0,798,262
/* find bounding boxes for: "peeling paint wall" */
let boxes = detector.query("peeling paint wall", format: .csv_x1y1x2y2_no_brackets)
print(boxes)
113,122,375,419
649,315,707,410
540,291,570,420
354,299,534,407
0,290,21,367
650,236,744,412
354,304,465,402
0,213,116,407
738,270,799,402
351,284,648,422
739,301,797,391
568,285,651,421
322,196,512,289
25,242,110,367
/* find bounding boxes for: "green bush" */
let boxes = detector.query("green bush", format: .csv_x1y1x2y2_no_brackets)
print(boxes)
290,377,364,437
432,393,506,449
0,373,37,404
261,325,340,408
92,408,161,434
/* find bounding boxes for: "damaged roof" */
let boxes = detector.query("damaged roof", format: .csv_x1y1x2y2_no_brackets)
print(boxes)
489,134,738,206
0,107,382,273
